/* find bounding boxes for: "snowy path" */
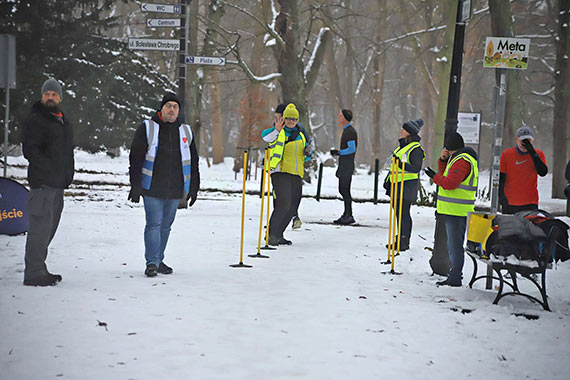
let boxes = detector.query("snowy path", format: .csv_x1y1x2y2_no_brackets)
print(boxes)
1,192,569,380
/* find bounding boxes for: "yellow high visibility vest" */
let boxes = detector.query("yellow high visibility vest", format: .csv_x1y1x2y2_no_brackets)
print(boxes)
437,153,479,217
269,128,306,177
386,142,424,183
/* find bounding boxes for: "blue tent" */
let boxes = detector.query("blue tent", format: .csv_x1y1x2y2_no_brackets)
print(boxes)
0,177,29,235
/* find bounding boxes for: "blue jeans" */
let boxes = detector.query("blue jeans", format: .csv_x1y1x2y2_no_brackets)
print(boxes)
445,215,467,285
143,196,179,266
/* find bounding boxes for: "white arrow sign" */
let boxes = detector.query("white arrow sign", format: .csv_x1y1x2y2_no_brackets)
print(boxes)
147,18,181,28
141,3,181,14
185,56,226,66
128,38,180,51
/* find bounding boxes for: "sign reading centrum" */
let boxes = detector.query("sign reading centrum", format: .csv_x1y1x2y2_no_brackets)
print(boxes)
147,18,181,28
128,38,180,51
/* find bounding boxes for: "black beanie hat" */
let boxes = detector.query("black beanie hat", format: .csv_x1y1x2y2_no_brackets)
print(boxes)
444,131,465,151
341,109,353,122
160,92,181,109
275,103,287,114
403,118,424,136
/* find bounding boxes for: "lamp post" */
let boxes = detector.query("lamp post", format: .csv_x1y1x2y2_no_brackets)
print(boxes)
430,0,471,276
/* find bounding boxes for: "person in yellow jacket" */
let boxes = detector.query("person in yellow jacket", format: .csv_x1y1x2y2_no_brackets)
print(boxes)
261,103,311,246
384,119,425,251
424,132,478,287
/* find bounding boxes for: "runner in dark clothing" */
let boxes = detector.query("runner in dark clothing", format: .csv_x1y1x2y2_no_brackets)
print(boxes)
331,109,357,225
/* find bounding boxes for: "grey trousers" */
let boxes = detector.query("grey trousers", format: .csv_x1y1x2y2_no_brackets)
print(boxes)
24,186,64,280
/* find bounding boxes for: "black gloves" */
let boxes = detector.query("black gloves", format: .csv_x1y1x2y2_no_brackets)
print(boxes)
128,187,141,203
330,149,340,157
186,190,198,207
522,139,535,153
424,167,436,179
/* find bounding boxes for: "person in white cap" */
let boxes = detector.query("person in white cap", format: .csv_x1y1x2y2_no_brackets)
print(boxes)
499,125,547,214
21,78,74,286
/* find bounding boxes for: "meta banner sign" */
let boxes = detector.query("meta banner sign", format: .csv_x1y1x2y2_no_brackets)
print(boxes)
0,178,29,236
484,37,530,70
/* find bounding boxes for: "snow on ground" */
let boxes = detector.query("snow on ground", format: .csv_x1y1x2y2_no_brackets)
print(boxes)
1,153,570,380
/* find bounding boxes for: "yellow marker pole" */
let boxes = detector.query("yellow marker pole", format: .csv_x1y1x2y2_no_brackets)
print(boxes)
393,159,406,272
390,160,400,265
261,157,276,250
250,149,270,258
230,151,252,268
386,157,396,263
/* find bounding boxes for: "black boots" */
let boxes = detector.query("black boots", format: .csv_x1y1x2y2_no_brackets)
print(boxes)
385,236,410,251
23,273,62,287
145,264,158,277
158,262,173,274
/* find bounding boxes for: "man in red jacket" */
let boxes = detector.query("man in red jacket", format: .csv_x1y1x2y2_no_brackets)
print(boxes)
499,126,547,214
424,132,478,287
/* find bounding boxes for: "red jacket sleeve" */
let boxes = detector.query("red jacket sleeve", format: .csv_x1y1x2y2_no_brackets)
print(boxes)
433,158,472,190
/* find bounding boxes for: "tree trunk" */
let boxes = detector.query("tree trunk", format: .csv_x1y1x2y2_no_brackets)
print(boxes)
370,0,387,170
186,0,201,152
489,0,526,151
552,0,570,198
233,0,267,173
210,70,224,164
344,0,353,111
431,0,458,167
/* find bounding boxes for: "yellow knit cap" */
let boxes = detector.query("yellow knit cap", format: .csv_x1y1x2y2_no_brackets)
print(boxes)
282,103,299,120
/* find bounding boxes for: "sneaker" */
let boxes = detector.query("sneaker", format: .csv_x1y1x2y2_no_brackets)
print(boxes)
333,215,346,224
268,235,281,246
292,216,302,230
23,273,62,287
278,237,292,245
158,262,173,275
145,264,158,277
436,279,461,287
334,215,356,225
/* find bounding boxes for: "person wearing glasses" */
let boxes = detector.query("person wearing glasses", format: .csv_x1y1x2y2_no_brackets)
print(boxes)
261,103,311,246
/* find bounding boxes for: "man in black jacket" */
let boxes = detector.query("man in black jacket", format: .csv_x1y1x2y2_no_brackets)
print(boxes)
22,78,74,286
129,93,200,277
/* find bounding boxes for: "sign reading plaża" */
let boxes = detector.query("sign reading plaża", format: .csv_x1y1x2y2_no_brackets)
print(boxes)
128,38,180,51
484,37,530,70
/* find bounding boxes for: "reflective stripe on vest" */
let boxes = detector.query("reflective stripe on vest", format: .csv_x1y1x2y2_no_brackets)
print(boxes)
385,142,424,183
269,129,306,177
141,120,193,194
436,153,479,217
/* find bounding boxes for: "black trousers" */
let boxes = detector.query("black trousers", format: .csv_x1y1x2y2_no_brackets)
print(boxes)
338,174,353,216
390,192,412,239
24,186,64,280
269,172,302,238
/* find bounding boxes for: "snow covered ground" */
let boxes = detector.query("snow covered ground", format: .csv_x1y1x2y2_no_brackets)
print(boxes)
1,152,569,380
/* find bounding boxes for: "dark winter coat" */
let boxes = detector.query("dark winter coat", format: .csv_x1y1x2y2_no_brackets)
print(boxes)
384,135,425,202
129,112,200,199
22,101,74,189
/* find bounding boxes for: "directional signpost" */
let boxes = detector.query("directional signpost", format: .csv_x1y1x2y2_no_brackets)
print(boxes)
147,18,181,28
141,3,181,14
128,38,180,51
185,56,225,66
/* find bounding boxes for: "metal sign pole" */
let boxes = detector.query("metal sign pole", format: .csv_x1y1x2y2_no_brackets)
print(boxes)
3,35,10,177
490,69,506,214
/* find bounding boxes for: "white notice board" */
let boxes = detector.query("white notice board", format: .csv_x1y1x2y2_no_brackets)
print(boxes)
457,112,481,145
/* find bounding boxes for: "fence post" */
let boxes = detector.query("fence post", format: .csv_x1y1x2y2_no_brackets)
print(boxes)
373,158,379,205
316,163,323,202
